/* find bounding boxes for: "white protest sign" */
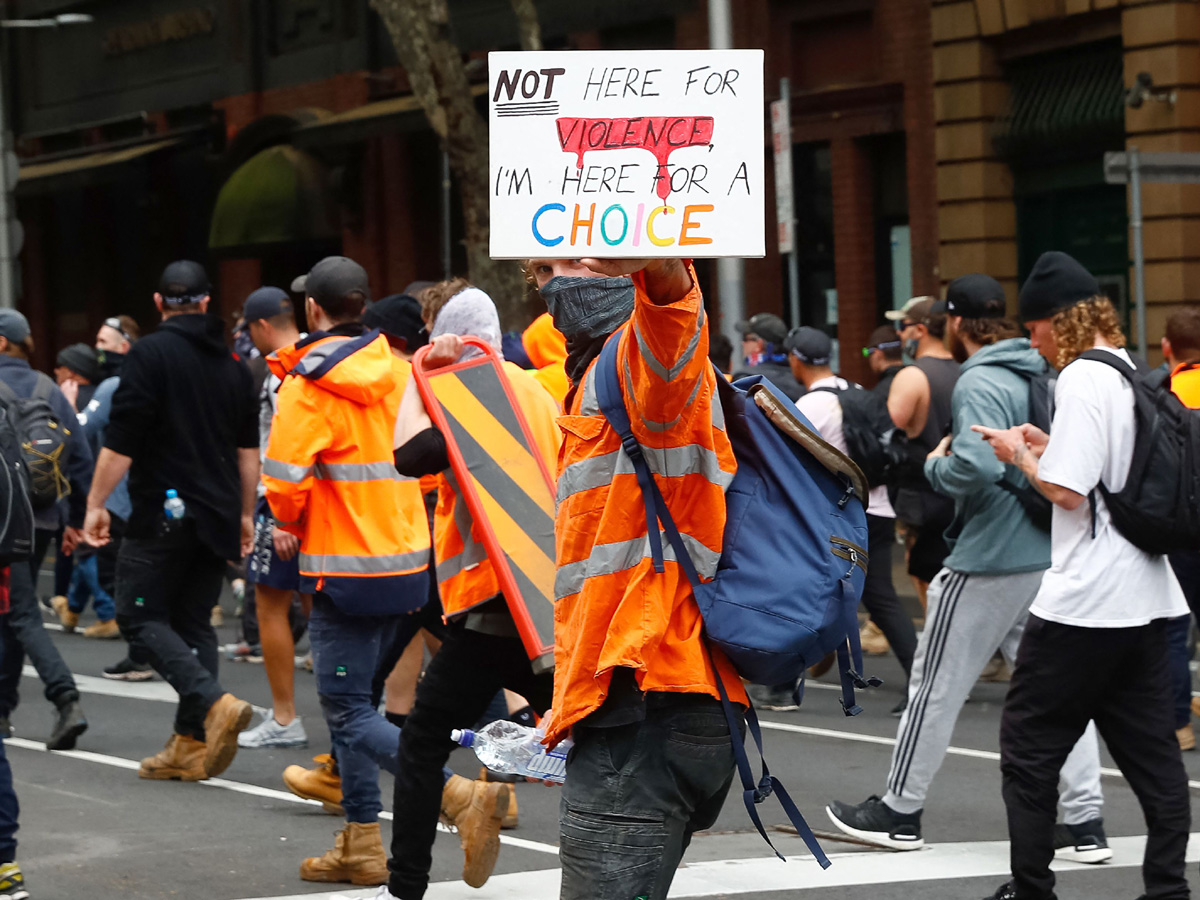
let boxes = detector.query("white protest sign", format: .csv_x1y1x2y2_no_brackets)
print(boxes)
487,49,765,259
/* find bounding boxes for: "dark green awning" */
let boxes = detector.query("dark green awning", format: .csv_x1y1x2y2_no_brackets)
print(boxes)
994,42,1124,167
208,144,339,251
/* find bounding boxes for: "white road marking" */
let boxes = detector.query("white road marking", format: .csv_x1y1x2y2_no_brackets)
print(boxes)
22,664,176,703
5,737,560,856
232,833,1200,899
23,668,1200,792
757,718,1200,791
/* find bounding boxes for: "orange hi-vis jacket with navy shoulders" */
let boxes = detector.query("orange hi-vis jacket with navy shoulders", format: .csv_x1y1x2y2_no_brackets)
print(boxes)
263,329,431,613
546,266,747,746
434,360,562,618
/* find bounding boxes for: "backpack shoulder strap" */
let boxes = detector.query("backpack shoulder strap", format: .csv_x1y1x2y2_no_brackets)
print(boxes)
594,329,668,574
0,380,17,406
1076,349,1135,382
31,374,57,404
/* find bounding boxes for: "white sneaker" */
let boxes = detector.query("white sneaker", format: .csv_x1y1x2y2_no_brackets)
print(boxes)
236,710,308,748
331,887,399,900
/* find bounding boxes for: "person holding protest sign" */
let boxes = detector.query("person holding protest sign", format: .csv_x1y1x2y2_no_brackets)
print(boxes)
531,255,745,900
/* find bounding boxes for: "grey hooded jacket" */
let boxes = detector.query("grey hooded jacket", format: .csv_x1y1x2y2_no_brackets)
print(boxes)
924,337,1050,576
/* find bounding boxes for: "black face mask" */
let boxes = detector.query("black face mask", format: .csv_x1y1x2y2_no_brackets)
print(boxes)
539,275,636,341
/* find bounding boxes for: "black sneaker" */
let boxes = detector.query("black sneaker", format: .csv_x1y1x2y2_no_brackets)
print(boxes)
103,657,155,682
826,795,923,850
1053,817,1112,864
47,699,87,751
748,682,799,712
0,716,12,739
981,882,1017,900
890,696,908,717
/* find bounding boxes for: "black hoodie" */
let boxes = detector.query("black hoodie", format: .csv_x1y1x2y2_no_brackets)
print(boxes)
105,313,257,558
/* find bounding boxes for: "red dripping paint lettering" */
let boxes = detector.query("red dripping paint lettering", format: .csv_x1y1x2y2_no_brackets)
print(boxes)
555,116,715,201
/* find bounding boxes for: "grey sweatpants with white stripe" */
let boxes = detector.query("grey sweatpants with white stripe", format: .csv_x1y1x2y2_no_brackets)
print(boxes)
882,568,1103,825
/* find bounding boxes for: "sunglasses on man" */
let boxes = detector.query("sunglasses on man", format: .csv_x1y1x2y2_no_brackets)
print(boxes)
862,340,902,358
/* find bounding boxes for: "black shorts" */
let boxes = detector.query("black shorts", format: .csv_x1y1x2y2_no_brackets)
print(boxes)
246,497,300,591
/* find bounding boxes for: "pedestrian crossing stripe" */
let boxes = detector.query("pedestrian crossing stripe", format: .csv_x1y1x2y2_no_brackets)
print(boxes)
414,339,557,673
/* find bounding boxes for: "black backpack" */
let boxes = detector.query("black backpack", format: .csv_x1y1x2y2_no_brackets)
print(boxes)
992,359,1056,531
0,377,71,510
0,400,34,564
1073,350,1200,554
812,383,910,487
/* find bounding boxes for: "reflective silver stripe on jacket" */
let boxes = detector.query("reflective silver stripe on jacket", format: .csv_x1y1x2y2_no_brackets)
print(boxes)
314,461,412,483
624,354,703,433
553,531,720,601
299,549,429,575
578,369,600,416
632,303,705,383
556,443,734,506
262,457,313,484
290,337,354,377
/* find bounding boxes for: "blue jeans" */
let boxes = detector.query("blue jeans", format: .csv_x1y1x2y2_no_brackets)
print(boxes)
310,595,417,823
67,554,115,622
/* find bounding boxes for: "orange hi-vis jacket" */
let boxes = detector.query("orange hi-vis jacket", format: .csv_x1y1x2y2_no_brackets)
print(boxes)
263,330,431,613
547,266,746,746
523,312,570,405
435,361,562,617
1171,360,1200,410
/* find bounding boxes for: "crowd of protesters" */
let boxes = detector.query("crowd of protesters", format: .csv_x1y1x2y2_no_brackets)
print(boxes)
0,244,1191,900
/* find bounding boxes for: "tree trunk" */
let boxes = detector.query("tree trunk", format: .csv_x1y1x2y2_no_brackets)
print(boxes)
369,0,537,331
509,0,543,51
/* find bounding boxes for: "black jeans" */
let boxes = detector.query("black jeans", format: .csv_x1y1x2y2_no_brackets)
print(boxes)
0,558,78,715
559,695,743,900
1001,616,1190,900
387,622,553,900
863,515,917,679
114,522,227,740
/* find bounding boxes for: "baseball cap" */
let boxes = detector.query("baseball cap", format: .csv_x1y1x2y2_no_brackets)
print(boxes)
242,287,293,324
939,273,1007,319
0,309,29,343
158,260,211,305
290,274,308,295
362,294,426,353
305,257,370,310
885,296,937,323
736,313,788,346
863,325,902,357
784,326,832,366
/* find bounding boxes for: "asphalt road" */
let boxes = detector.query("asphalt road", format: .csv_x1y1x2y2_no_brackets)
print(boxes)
12,591,1200,900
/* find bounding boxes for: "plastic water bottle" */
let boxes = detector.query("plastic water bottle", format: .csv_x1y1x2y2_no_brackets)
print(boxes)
451,719,572,784
163,489,186,531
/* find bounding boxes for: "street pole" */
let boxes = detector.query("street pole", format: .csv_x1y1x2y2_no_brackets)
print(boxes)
781,78,800,327
708,0,745,345
0,46,13,310
441,150,452,280
1128,145,1147,359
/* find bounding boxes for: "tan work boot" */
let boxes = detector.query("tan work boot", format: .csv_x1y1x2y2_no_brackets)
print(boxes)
479,767,519,829
441,773,510,888
139,734,207,781
859,620,890,656
82,619,120,640
299,821,388,885
283,754,344,815
1178,723,1196,752
50,596,77,633
202,692,252,778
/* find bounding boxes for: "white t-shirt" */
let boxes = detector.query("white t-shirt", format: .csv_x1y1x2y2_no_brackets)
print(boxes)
1030,347,1186,627
797,375,894,518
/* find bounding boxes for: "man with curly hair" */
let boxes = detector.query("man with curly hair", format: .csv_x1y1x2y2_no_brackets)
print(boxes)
974,251,1190,900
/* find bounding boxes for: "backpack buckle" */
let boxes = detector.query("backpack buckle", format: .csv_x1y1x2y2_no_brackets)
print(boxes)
754,775,774,803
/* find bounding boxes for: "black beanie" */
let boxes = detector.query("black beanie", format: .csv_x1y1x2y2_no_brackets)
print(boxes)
56,343,100,383
1019,251,1100,322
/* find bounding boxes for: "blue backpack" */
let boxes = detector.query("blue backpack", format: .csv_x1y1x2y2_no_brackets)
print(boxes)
596,331,874,867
